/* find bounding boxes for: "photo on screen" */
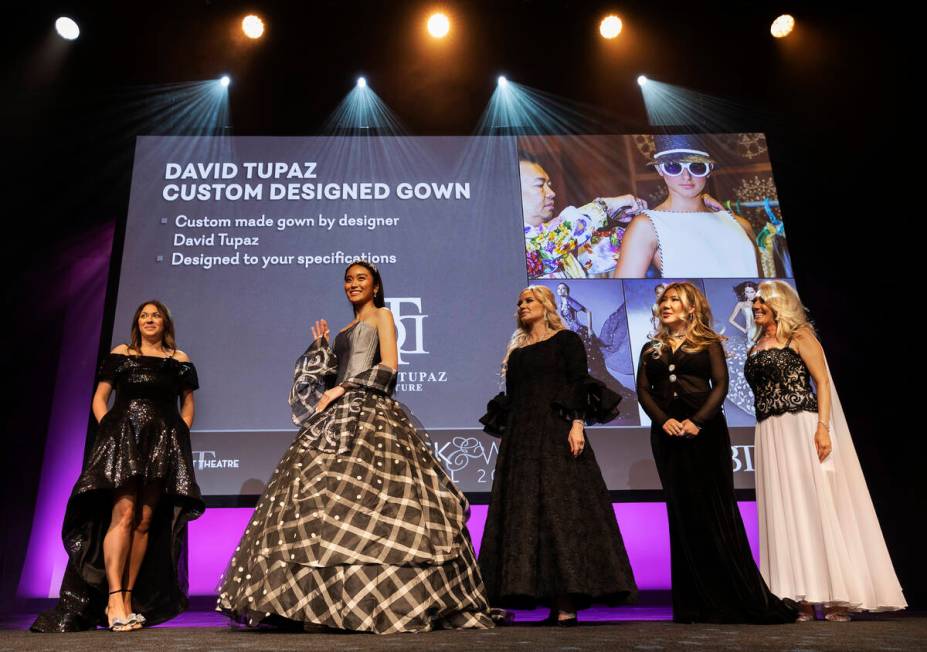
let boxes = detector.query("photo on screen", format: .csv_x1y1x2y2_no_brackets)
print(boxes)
517,134,791,281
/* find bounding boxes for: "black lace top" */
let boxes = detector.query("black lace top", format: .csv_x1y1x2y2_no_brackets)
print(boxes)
743,343,818,422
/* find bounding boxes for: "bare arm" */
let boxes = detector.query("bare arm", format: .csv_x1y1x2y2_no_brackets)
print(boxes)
92,382,113,423
793,327,832,461
179,389,195,428
376,308,399,371
612,215,658,278
92,344,129,422
173,349,195,427
793,328,831,426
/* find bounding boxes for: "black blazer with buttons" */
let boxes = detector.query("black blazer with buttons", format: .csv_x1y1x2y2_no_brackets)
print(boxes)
635,340,728,428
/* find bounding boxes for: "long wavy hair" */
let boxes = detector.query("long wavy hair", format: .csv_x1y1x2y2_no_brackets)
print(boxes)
128,300,177,354
344,261,385,314
501,285,566,376
649,282,724,356
755,280,814,342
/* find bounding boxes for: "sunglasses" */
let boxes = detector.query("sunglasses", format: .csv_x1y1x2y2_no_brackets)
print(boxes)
656,160,713,177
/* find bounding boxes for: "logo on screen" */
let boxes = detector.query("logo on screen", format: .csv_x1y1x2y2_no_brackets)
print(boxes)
384,297,428,365
731,445,755,473
432,436,499,485
192,450,241,470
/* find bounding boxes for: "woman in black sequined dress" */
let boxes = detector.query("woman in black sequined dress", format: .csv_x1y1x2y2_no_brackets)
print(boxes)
31,301,204,633
636,282,795,624
479,285,636,625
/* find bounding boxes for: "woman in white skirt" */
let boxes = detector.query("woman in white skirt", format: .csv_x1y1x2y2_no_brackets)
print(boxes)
744,281,906,621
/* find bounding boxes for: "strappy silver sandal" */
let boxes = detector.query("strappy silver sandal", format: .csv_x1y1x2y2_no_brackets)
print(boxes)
124,589,146,626
105,590,137,632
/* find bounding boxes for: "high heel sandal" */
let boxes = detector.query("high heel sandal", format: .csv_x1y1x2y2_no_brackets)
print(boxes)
824,609,851,622
122,589,144,629
105,590,136,632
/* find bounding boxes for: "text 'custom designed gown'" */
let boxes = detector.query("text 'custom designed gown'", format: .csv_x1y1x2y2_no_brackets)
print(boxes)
744,342,906,612
31,354,204,632
479,329,637,609
216,322,493,634
637,341,795,624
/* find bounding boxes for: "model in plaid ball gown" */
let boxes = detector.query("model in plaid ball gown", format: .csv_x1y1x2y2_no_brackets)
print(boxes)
217,262,493,634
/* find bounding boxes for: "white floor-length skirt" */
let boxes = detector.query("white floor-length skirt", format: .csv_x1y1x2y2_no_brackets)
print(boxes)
754,367,906,612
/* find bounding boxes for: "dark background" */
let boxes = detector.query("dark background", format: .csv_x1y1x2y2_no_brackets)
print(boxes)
4,1,919,609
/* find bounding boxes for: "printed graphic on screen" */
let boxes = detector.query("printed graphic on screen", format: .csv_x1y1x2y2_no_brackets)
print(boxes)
533,280,639,426
518,134,791,280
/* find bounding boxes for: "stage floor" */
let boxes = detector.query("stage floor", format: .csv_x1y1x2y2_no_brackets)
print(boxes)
1,608,924,651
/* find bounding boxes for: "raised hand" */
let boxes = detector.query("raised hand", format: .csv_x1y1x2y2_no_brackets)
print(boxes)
311,319,330,342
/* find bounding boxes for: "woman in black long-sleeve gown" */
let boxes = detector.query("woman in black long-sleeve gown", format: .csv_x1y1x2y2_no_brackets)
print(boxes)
479,285,637,624
636,282,795,624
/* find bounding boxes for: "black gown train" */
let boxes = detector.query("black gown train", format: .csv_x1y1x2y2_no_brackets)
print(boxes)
636,340,795,623
31,354,205,632
479,329,637,609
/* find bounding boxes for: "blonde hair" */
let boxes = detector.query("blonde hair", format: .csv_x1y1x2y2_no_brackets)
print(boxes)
500,285,566,376
755,281,814,342
649,282,724,356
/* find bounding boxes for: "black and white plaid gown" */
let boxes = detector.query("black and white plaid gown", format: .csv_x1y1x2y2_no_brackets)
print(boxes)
217,325,493,633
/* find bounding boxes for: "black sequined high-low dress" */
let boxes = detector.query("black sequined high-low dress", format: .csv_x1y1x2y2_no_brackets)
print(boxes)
31,354,205,632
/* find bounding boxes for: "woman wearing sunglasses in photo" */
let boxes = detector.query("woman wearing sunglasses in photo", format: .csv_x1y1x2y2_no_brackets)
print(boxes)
612,135,761,279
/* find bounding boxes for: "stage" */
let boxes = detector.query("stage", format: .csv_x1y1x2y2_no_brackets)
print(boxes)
1,607,923,651
4,5,921,651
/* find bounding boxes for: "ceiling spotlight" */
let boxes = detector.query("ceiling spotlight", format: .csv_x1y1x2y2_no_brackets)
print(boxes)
242,14,265,39
427,12,450,39
220,75,231,87
55,16,80,41
637,75,648,86
357,77,367,88
770,14,795,38
599,15,622,39
497,76,508,87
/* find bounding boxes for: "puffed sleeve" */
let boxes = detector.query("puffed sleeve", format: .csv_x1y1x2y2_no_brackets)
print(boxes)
480,349,517,437
689,341,729,427
177,361,200,392
551,330,621,424
479,392,512,437
289,337,338,426
96,354,123,384
636,342,670,427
